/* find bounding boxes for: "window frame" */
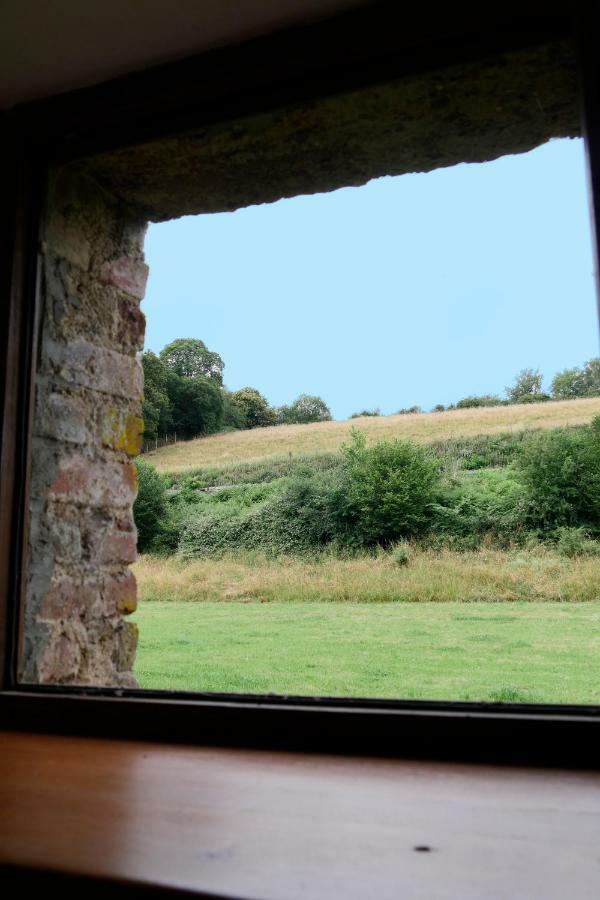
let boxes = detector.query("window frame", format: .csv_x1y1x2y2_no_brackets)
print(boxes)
2,2,600,768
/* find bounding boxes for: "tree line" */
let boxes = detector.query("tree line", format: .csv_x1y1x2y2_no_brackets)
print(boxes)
141,337,332,440
349,359,600,417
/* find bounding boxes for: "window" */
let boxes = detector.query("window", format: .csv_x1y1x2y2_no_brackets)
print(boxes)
2,5,600,766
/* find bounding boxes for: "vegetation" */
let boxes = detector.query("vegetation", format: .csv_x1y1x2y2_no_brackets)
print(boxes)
132,555,600,701
144,397,600,472
133,384,600,703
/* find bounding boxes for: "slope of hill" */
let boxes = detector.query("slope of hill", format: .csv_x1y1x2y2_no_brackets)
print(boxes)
144,397,600,473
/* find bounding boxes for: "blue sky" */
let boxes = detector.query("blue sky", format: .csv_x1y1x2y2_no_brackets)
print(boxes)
143,138,599,420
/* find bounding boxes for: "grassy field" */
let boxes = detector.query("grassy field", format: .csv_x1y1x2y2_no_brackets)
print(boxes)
133,598,600,703
144,397,600,472
133,551,600,702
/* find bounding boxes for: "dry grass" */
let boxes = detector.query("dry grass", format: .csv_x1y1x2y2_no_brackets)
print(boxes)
144,397,600,473
134,547,600,605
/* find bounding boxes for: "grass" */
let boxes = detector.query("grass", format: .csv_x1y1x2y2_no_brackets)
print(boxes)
134,549,600,604
132,551,600,702
133,599,600,702
144,397,600,473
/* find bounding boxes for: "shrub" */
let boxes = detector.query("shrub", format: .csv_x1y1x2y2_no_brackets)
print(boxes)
396,405,422,415
552,526,600,558
517,420,600,527
349,409,380,418
430,468,530,542
134,460,168,552
391,541,412,566
455,394,502,409
335,431,440,546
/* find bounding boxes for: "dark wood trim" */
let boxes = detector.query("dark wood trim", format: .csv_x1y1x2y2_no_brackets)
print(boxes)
2,690,600,769
11,2,575,162
0,130,44,690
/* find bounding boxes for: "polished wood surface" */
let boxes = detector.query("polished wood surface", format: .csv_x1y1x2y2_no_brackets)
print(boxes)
0,731,598,898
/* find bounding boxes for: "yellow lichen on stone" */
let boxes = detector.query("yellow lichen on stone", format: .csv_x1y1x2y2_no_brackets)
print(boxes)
102,408,144,456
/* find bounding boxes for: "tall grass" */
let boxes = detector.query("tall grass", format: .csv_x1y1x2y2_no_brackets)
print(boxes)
145,397,600,473
134,547,600,605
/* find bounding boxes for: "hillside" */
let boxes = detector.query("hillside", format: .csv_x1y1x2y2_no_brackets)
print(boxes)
143,397,600,473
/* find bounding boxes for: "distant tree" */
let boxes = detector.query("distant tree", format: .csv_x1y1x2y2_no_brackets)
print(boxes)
221,389,247,430
168,373,224,438
141,352,173,438
432,404,446,413
230,387,277,428
396,406,422,415
506,368,544,403
551,367,587,400
160,338,224,384
349,409,380,419
278,394,332,425
582,357,600,395
455,394,502,409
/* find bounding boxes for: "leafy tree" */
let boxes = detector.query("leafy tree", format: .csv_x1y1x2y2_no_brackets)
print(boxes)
141,352,173,438
506,368,544,403
134,460,168,552
168,373,224,438
582,357,600,395
230,387,277,428
278,394,332,424
551,366,587,400
396,406,422,415
221,389,247,430
160,338,224,384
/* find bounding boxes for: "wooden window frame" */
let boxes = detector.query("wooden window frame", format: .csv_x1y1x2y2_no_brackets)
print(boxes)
1,2,600,768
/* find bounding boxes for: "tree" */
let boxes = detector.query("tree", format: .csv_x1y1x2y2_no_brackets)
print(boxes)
278,394,332,425
160,338,224,384
168,373,224,438
133,460,168,552
230,387,277,428
221,389,247,429
551,366,587,400
582,357,600,395
506,368,544,403
141,352,173,438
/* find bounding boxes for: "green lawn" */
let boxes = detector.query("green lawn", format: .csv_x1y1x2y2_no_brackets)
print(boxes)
133,600,600,703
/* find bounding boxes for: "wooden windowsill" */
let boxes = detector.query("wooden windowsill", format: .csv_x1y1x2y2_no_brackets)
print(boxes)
0,730,598,897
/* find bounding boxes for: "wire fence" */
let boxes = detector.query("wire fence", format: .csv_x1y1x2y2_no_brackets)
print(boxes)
140,433,179,454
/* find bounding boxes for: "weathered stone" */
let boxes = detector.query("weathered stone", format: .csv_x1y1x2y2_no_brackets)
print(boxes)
48,454,136,508
23,172,144,688
101,408,144,456
99,255,149,299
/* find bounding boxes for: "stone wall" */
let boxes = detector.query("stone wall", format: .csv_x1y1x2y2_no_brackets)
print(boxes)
21,169,147,686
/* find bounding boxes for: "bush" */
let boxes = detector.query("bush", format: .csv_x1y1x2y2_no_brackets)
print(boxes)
552,526,600,558
349,409,380,418
396,406,422,415
391,541,412,566
133,460,168,552
455,394,502,409
517,420,600,527
334,431,440,546
430,468,530,543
